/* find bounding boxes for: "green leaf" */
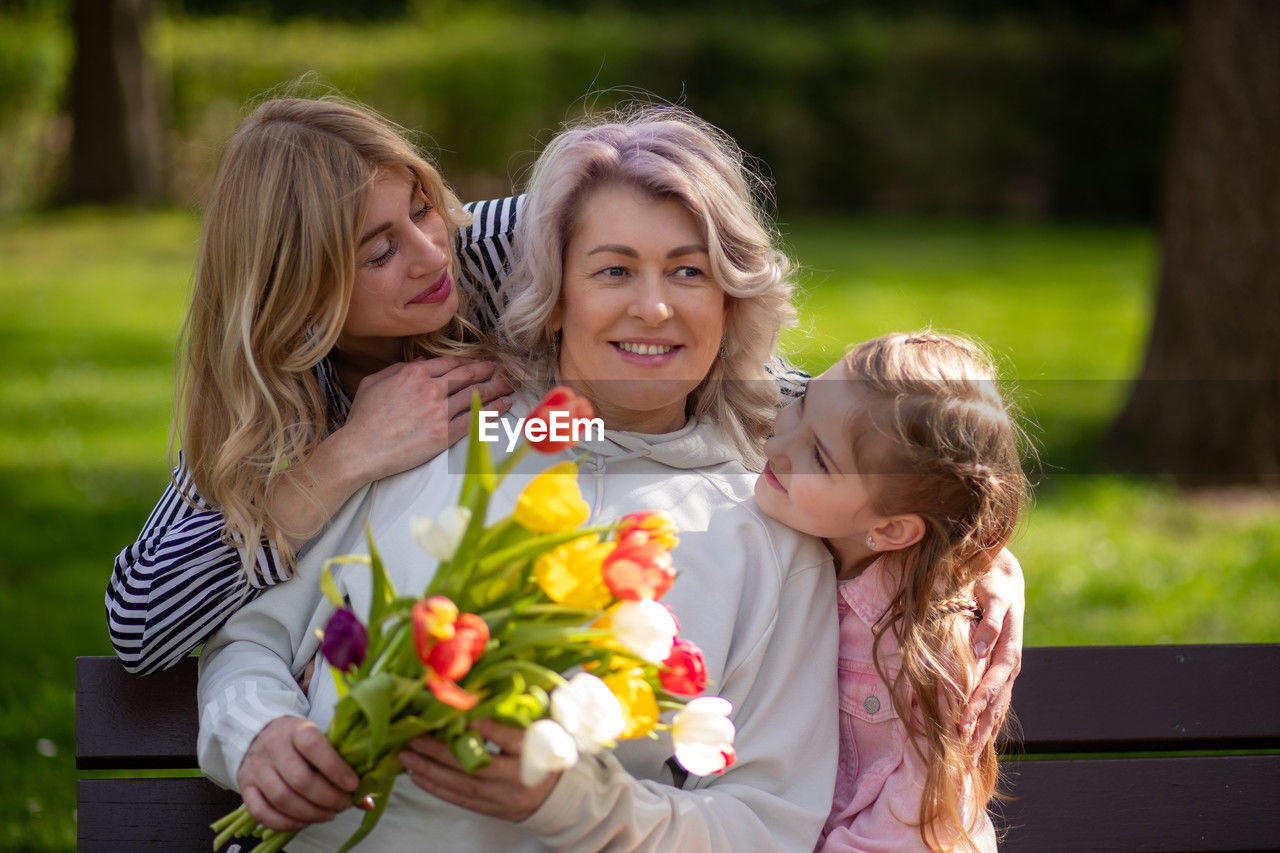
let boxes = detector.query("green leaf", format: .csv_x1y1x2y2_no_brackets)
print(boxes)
450,729,492,774
475,524,614,575
334,776,396,853
320,565,345,609
347,673,395,760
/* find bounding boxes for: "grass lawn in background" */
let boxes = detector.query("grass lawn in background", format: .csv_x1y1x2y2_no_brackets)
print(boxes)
2,209,1276,850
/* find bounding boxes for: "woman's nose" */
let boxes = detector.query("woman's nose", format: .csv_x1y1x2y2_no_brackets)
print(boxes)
628,276,674,325
407,223,449,276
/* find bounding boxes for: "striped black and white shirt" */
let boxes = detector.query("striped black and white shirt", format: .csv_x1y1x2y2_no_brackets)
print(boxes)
106,195,808,674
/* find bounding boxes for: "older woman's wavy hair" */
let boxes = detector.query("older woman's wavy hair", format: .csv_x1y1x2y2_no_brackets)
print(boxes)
499,106,796,468
177,95,477,580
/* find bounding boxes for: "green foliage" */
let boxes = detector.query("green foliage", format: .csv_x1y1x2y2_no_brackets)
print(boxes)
3,9,1175,218
0,15,70,216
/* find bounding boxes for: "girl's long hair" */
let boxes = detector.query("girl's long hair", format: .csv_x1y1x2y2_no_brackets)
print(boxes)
176,95,478,581
846,331,1029,852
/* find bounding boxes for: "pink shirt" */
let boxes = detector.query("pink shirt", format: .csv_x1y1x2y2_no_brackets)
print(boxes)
819,557,997,853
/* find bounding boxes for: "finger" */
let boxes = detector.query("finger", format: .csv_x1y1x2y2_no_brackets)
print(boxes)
445,396,511,447
256,768,339,825
415,355,484,380
441,360,499,396
242,784,308,833
970,599,1008,659
469,719,524,755
293,725,360,792
464,375,518,407
404,734,465,769
276,747,353,813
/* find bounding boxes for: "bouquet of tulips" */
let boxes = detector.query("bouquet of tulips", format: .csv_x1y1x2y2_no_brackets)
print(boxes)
211,387,736,852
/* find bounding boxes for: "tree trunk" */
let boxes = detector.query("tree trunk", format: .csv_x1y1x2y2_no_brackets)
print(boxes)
1102,0,1280,485
64,0,162,205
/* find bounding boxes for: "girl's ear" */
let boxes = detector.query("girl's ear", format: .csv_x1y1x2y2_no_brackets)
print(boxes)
870,514,925,552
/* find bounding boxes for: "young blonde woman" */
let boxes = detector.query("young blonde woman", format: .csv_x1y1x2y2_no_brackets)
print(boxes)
106,97,517,675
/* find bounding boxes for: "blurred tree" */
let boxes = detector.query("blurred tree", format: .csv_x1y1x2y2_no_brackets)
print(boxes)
1104,0,1279,483
63,0,162,204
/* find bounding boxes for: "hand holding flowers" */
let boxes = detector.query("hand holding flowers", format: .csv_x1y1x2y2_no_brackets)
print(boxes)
211,388,735,852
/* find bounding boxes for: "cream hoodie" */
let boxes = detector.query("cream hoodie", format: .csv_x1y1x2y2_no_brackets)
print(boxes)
198,405,838,852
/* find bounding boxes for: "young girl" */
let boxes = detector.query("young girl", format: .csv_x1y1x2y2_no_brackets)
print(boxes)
755,331,1028,852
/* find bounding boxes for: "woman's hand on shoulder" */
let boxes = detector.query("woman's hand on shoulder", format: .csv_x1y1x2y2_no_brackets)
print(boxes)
399,718,559,822
962,547,1024,754
339,356,514,483
237,716,366,832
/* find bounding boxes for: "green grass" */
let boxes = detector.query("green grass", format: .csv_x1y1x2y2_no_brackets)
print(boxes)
2,209,1277,850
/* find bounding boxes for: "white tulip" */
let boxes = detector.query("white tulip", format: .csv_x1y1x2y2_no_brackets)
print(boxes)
550,672,625,754
410,507,472,561
520,718,579,786
608,599,677,664
672,696,737,776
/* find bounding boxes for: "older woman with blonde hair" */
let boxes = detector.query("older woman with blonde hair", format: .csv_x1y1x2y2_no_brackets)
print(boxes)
197,106,1022,851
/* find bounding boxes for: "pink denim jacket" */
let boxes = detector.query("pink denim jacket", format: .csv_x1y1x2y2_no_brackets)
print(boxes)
818,557,997,852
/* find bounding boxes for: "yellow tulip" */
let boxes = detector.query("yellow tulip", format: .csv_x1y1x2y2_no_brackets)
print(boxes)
515,462,591,533
603,669,658,739
533,534,614,609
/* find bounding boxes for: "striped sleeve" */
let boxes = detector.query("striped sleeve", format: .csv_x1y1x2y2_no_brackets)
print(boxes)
105,359,347,675
768,358,810,401
105,457,289,675
456,195,522,334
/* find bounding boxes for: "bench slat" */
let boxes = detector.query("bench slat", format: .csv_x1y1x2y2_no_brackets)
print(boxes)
76,656,202,769
1009,644,1280,753
77,778,250,852
996,754,1280,852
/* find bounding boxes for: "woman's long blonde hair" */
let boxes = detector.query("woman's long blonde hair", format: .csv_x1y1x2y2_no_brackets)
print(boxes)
499,106,796,468
846,331,1028,852
176,96,475,580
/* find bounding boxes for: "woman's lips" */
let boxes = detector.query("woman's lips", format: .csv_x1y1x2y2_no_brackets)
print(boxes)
762,461,786,493
611,341,682,366
409,272,452,305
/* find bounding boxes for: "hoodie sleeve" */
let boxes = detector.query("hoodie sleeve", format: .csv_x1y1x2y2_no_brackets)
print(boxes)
196,484,376,789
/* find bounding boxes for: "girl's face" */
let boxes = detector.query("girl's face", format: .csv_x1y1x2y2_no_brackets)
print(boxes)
755,362,887,542
553,182,727,433
339,170,457,359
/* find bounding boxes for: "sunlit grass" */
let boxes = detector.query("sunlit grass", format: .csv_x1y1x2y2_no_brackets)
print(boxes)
2,208,1276,850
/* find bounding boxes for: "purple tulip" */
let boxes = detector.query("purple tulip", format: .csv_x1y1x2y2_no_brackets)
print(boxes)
321,608,368,672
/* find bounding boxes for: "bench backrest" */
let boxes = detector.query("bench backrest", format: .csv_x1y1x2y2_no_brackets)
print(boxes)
77,644,1280,851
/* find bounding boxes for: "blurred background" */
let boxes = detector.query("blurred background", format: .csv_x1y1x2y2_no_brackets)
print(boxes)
1,0,1277,848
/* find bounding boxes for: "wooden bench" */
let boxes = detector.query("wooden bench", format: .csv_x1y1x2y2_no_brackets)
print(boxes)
77,644,1280,851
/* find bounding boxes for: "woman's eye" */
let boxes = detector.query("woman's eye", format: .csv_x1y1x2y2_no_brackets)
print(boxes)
368,242,396,267
813,445,829,473
598,266,628,278
674,266,705,280
411,201,432,222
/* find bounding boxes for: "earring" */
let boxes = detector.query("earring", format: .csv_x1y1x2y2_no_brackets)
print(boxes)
719,345,727,359
865,534,877,551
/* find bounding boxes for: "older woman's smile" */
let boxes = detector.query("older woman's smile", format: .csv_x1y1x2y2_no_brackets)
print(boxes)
553,182,727,433
613,340,681,362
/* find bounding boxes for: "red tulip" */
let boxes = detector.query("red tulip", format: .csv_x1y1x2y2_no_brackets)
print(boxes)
601,537,676,601
660,639,708,696
412,598,490,708
526,386,595,453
